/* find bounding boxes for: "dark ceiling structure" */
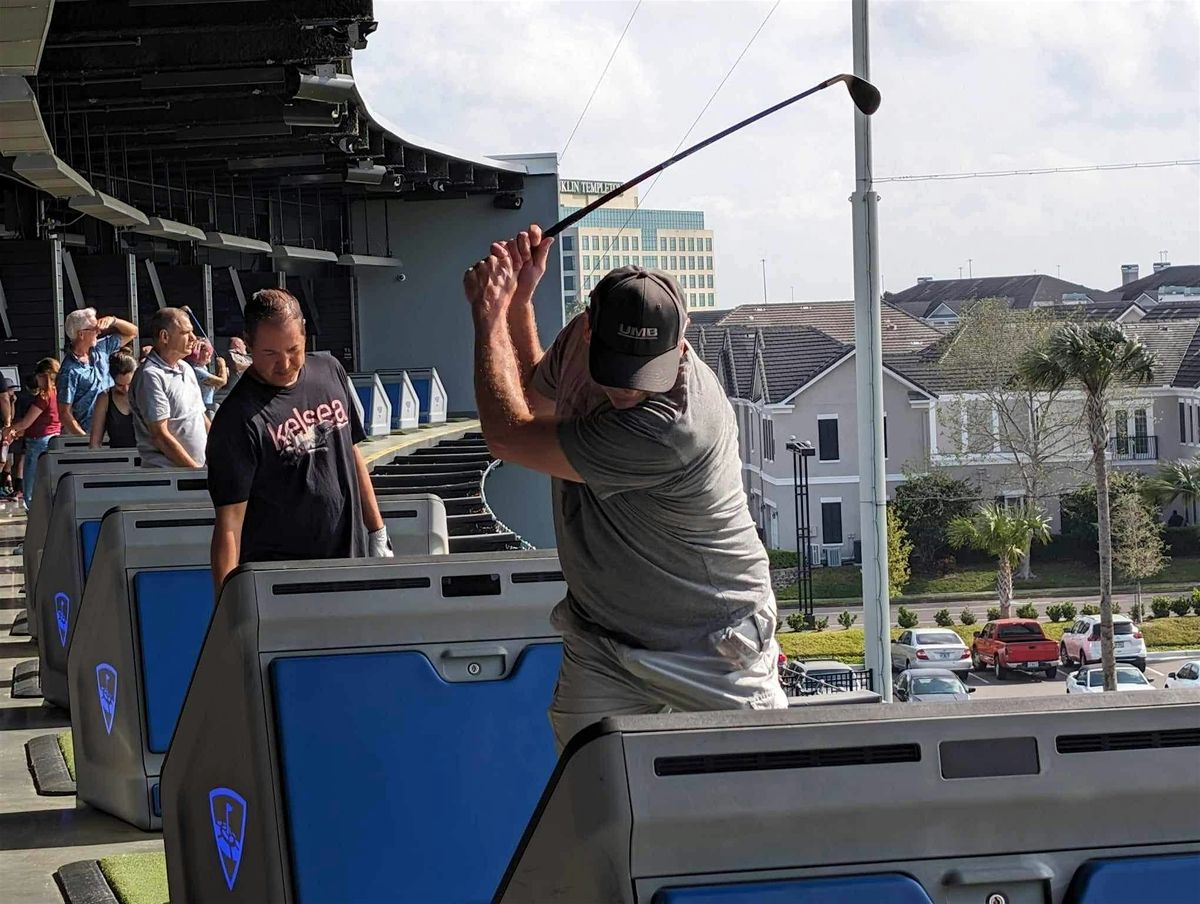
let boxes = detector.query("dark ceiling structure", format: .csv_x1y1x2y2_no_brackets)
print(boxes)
1,0,525,258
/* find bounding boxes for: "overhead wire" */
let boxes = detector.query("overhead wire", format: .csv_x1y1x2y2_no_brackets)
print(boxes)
559,0,642,162
581,0,782,286
875,159,1200,184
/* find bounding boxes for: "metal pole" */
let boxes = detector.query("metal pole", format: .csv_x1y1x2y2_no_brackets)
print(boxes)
761,259,768,303
851,0,891,701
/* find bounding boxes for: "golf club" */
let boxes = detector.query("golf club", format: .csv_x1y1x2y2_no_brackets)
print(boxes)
544,73,881,240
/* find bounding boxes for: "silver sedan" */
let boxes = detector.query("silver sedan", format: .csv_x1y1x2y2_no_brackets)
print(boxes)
894,668,974,703
890,628,972,673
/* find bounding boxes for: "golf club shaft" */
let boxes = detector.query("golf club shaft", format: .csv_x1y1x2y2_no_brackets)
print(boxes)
544,75,847,240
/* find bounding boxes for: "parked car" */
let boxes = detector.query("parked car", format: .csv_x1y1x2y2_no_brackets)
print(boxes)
1059,614,1147,672
890,629,971,674
1164,660,1200,689
1066,665,1155,694
894,668,974,703
970,619,1060,680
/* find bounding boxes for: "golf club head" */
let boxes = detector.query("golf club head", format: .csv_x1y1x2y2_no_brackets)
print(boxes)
832,74,881,115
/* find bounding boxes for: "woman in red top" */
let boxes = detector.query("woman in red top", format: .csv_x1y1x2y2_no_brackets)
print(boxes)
3,357,61,510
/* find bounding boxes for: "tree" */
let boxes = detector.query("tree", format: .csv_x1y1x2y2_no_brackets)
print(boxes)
1019,321,1155,691
892,471,975,570
947,502,1051,618
886,505,913,598
1058,469,1144,550
936,299,1088,579
1142,459,1200,525
1111,490,1169,612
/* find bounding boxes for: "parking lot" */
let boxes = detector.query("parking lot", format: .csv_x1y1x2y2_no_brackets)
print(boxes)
958,657,1195,700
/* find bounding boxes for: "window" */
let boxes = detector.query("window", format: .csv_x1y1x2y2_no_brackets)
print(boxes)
689,256,697,269
690,293,696,304
563,275,576,291
818,416,839,461
689,275,697,288
821,501,843,544
660,237,668,251
707,256,713,269
687,237,696,251
621,255,629,266
707,275,713,288
669,237,677,251
707,293,713,304
632,255,640,266
562,235,574,252
762,419,775,461
670,255,677,269
582,255,590,269
563,254,575,271
631,237,639,251
603,255,611,268
1180,401,1187,443
883,415,889,458
581,235,590,251
705,237,712,251
1193,404,1199,444
621,236,629,251
584,276,593,290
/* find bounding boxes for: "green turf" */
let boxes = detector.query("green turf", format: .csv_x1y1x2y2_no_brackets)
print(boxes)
56,730,75,782
780,557,1200,601
779,615,1200,660
98,853,169,904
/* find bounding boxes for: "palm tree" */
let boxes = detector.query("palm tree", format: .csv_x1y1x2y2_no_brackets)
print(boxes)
1143,459,1200,525
947,502,1051,618
1019,322,1155,691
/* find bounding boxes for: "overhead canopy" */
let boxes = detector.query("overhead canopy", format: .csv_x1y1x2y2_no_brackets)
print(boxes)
0,0,525,246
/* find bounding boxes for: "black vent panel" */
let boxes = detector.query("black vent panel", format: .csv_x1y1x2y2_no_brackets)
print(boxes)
655,743,920,777
1057,727,1200,754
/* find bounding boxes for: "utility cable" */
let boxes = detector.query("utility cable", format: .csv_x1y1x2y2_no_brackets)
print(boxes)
875,159,1199,184
560,1,642,162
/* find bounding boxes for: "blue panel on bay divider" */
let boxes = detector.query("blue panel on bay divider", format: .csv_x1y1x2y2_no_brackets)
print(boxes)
1066,854,1200,904
80,520,103,579
135,569,217,753
272,643,562,903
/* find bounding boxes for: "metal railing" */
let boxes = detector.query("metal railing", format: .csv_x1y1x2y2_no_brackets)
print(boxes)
780,662,875,697
1111,434,1158,461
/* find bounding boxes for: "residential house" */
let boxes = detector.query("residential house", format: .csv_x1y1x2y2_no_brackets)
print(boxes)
886,274,1116,327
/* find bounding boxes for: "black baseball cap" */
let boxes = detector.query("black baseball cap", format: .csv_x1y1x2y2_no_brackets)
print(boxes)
588,266,688,392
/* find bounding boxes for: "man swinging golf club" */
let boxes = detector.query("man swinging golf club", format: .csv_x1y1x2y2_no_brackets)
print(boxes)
466,226,787,752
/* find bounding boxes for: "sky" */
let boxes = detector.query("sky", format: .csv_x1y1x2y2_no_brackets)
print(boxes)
355,0,1200,306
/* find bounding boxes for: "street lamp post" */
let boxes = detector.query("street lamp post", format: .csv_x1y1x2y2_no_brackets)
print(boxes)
787,437,816,626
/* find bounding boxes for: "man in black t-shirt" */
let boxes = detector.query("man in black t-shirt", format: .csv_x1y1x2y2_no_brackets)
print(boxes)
206,288,391,592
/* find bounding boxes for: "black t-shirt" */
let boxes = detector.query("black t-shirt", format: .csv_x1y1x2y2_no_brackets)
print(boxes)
206,354,367,564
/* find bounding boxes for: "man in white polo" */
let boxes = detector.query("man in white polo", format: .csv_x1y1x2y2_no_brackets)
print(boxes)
131,307,207,468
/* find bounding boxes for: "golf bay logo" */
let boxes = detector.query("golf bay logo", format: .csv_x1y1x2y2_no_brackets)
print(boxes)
618,324,658,340
209,787,247,891
95,663,117,735
55,593,70,648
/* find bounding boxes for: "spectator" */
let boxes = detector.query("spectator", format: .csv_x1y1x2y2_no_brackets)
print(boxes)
88,351,138,449
227,337,252,376
186,339,227,416
131,307,207,468
207,288,390,592
58,307,138,434
6,374,38,504
3,358,61,509
0,376,15,496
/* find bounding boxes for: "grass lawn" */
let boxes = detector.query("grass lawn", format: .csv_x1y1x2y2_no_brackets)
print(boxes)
99,853,168,904
779,616,1200,661
788,557,1200,601
57,730,74,782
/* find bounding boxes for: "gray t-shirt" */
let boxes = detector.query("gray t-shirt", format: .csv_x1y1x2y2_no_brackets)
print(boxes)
131,351,208,468
532,314,773,651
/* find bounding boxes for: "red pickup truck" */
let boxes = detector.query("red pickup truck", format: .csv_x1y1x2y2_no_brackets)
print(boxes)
971,619,1060,680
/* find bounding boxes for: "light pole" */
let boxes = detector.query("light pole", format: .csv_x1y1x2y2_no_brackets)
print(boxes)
786,438,816,626
851,0,891,701
761,258,768,303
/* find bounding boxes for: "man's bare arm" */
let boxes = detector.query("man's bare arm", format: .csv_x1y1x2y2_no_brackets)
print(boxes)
353,447,385,532
211,502,246,595
58,402,87,436
89,393,109,448
97,315,138,348
148,419,202,468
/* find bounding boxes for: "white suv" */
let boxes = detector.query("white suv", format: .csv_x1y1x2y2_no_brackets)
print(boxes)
1059,614,1147,672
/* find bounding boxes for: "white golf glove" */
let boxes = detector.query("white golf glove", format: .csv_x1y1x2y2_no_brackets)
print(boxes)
368,527,394,558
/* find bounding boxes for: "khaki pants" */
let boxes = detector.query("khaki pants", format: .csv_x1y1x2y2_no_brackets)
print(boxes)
548,602,789,753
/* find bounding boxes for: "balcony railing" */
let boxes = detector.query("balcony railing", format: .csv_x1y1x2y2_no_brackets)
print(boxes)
1111,434,1158,461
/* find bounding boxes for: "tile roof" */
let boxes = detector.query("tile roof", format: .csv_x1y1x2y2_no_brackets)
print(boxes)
1109,265,1200,302
1126,318,1200,388
1143,299,1200,321
687,323,850,403
716,300,942,353
1046,300,1145,321
886,275,1115,319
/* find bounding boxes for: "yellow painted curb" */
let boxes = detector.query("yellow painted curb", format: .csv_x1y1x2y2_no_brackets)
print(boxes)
360,419,483,467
